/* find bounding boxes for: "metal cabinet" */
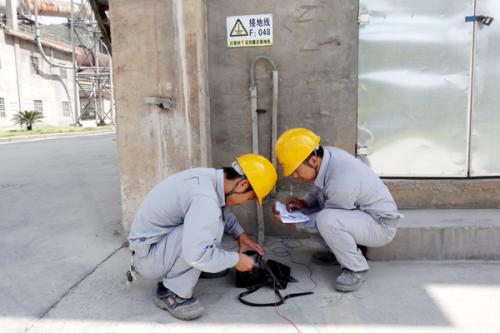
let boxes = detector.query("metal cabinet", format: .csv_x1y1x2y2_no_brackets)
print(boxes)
358,0,499,177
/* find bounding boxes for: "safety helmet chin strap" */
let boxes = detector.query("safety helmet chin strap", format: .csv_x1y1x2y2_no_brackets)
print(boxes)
225,160,254,200
301,148,320,178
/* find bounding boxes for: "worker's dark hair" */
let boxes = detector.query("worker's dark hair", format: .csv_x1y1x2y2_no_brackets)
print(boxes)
223,167,254,192
306,145,324,159
223,167,242,180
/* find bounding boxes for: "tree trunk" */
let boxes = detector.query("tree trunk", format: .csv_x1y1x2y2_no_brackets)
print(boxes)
27,124,32,131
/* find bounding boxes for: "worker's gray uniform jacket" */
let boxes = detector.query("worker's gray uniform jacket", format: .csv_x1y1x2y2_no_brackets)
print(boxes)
298,146,399,272
128,168,244,277
303,146,399,221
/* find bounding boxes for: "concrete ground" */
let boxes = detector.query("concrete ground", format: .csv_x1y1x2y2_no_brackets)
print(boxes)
2,133,500,333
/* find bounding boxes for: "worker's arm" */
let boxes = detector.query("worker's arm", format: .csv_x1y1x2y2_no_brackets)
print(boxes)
303,187,319,208
223,211,244,239
223,211,264,255
323,180,358,210
182,195,240,273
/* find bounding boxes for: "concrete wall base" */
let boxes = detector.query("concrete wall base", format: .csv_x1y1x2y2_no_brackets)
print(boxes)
386,179,500,209
368,209,500,260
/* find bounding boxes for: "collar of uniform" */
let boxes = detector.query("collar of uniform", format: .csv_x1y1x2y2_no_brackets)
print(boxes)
314,147,331,189
216,169,226,207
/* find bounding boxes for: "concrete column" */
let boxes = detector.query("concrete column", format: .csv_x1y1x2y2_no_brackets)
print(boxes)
109,0,211,232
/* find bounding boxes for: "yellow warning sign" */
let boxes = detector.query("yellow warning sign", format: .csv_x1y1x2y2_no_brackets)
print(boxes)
226,14,273,48
230,19,248,37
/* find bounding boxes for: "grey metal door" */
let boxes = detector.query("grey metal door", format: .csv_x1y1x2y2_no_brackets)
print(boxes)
470,0,500,176
357,0,498,177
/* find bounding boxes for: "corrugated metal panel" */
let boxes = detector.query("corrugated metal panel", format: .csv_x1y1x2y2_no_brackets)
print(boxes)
358,0,473,177
470,0,500,176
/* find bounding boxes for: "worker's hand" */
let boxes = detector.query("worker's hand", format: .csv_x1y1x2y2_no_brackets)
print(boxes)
237,232,264,256
286,197,307,212
235,253,255,272
271,202,296,230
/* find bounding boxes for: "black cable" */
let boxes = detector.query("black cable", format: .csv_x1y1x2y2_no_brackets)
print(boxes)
273,238,317,292
238,256,313,307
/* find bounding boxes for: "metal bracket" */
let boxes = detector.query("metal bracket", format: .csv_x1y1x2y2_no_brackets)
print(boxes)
465,15,494,26
144,96,176,111
358,14,370,26
356,145,369,156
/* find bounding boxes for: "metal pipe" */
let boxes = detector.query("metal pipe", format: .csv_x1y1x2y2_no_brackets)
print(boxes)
249,55,278,170
23,0,74,17
249,56,279,245
250,55,278,85
249,71,262,244
32,0,74,123
33,0,73,69
271,70,278,178
1,0,69,16
15,0,90,18
249,84,258,153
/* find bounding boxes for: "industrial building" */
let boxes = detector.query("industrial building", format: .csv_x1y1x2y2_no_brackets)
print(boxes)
0,0,114,129
0,13,76,127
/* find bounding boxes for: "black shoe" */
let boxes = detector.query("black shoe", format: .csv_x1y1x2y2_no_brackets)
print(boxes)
312,246,368,266
311,251,340,266
358,245,368,257
154,282,204,320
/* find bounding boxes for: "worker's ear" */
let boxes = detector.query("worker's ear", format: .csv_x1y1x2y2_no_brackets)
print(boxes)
309,155,321,167
237,178,251,192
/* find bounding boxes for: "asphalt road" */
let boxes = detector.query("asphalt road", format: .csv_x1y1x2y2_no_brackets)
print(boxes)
0,133,123,332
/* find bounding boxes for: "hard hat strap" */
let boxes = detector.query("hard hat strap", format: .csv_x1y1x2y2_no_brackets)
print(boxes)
302,158,318,178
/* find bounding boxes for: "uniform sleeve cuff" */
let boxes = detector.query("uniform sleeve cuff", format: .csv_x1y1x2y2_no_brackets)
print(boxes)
229,251,240,267
232,224,245,239
303,196,315,208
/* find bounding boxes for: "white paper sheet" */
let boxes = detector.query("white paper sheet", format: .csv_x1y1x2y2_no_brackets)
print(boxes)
275,201,310,224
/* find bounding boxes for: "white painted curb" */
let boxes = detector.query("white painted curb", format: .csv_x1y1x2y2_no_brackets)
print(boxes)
0,130,115,144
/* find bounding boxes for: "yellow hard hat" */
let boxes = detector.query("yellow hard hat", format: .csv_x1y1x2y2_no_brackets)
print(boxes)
236,153,277,204
275,128,321,176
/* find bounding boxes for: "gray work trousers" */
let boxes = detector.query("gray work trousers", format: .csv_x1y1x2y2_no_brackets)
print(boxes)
131,225,201,298
298,208,399,272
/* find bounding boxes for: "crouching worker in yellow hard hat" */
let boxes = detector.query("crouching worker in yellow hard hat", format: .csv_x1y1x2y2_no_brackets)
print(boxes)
127,154,277,320
273,128,400,292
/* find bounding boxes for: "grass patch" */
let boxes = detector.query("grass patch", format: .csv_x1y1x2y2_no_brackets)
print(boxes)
0,125,115,138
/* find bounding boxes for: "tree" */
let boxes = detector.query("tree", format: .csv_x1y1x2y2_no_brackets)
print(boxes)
11,111,44,131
